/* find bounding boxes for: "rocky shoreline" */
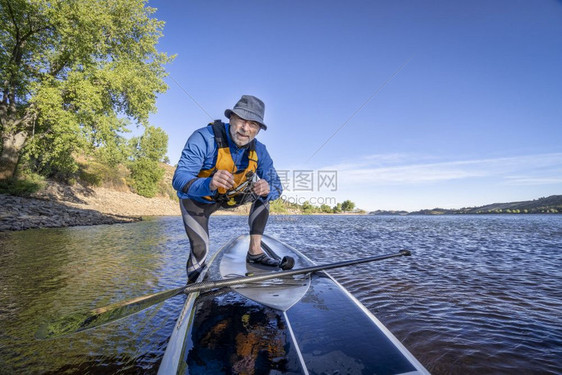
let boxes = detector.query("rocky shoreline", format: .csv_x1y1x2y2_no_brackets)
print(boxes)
0,180,181,232
0,194,142,231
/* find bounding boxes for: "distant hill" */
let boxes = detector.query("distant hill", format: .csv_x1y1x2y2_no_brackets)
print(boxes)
370,195,562,215
369,210,409,216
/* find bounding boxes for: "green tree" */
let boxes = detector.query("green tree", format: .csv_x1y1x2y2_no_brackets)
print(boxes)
341,200,355,212
320,204,332,213
94,134,131,168
0,0,173,180
128,157,163,197
130,126,168,162
301,201,313,212
333,203,342,213
128,125,168,197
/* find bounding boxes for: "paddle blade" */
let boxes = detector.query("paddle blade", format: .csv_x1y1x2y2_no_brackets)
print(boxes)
36,286,185,339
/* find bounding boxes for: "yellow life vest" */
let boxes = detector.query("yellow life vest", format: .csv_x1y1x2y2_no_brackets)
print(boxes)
198,120,258,206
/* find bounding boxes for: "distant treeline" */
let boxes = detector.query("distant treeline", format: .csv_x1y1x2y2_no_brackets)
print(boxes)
370,195,562,215
270,199,361,214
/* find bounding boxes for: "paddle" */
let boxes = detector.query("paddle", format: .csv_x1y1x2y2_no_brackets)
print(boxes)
36,250,411,339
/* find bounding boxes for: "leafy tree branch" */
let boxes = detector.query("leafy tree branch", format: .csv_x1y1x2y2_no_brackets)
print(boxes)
0,0,174,180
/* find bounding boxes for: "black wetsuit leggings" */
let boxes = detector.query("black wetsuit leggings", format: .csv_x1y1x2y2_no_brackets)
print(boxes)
179,198,270,282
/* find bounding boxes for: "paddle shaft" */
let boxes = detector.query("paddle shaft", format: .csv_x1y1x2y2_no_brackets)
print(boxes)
36,249,410,339
184,250,411,295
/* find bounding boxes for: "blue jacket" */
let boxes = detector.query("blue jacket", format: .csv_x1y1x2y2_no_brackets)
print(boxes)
172,122,283,203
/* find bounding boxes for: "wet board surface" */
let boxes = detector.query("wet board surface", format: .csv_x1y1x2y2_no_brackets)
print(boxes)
160,234,429,375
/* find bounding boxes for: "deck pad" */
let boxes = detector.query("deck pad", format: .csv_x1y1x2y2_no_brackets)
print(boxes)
218,235,311,311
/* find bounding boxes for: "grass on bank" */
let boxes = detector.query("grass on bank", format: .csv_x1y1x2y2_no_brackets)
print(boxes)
0,172,46,196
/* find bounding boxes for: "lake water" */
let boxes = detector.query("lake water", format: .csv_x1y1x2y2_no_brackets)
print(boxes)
0,215,561,374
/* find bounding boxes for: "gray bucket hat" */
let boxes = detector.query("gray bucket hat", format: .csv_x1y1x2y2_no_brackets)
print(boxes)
225,95,267,130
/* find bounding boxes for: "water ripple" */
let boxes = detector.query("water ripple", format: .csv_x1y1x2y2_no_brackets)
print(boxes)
1,215,561,374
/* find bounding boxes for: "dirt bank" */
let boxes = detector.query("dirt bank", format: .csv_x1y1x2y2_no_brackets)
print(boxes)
0,180,181,231
0,179,256,231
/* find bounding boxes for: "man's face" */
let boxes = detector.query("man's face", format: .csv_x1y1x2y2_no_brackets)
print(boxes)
229,114,261,147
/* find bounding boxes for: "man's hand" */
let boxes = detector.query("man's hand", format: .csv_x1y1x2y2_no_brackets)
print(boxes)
252,179,270,197
209,170,234,191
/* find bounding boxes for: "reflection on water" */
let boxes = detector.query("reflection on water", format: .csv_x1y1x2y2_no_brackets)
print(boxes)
0,215,561,374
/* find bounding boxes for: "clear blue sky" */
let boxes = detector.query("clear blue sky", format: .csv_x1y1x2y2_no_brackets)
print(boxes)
147,0,562,211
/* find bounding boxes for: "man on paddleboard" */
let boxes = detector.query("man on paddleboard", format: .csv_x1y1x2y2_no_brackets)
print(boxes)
173,95,284,283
